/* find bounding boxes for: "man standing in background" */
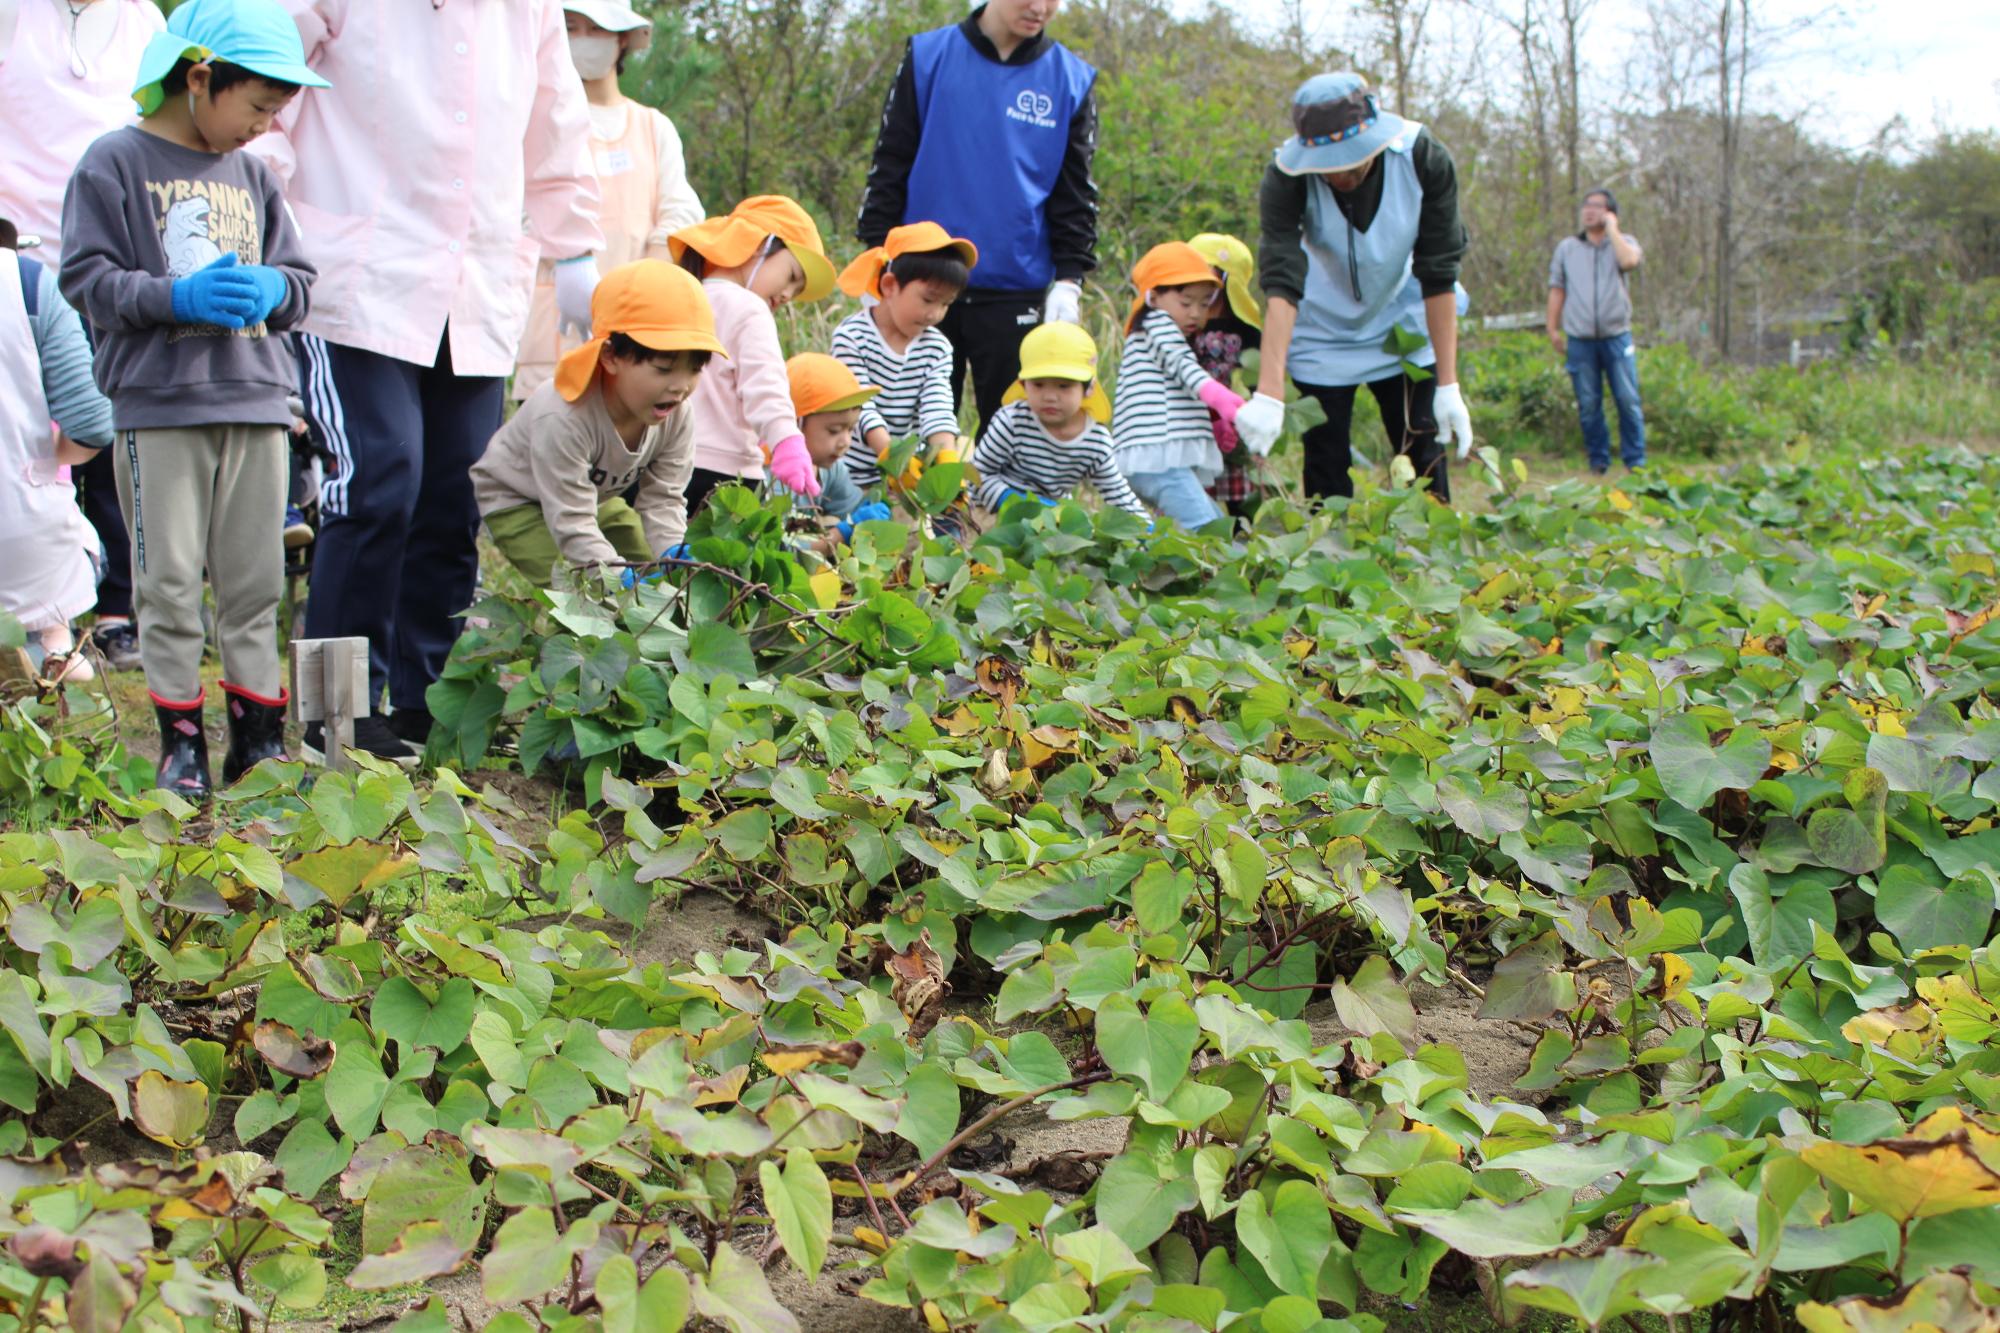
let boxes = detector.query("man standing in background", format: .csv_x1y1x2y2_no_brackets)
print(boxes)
1548,187,1645,474
857,0,1099,433
256,0,602,764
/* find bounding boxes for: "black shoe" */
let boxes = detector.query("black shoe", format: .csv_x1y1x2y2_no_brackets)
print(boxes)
91,619,142,672
387,706,434,748
303,714,418,768
221,682,290,784
152,691,212,800
1588,463,1610,476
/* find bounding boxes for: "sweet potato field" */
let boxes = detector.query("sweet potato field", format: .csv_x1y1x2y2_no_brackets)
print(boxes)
4,446,2000,1333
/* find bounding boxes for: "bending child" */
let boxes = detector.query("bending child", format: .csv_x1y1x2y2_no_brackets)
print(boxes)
786,353,890,546
670,196,836,510
1111,242,1245,530
831,222,974,492
59,0,327,798
471,261,720,589
972,322,1146,519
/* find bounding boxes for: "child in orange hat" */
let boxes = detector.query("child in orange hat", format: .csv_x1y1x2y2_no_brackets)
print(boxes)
787,353,891,544
830,222,976,493
668,196,836,511
470,260,722,588
1111,242,1246,529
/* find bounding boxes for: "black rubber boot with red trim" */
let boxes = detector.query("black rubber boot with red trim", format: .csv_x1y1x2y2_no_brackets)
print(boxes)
151,690,212,800
221,682,290,785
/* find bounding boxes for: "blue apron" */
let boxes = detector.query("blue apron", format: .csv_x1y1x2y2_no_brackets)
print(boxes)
1290,122,1433,388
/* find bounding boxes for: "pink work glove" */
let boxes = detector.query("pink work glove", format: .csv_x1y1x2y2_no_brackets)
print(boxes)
766,433,821,498
1213,416,1239,454
1197,377,1245,425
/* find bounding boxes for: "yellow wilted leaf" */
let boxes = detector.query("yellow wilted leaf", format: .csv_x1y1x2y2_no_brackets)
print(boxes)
1529,686,1586,727
1607,488,1633,511
1798,1269,2000,1333
1841,1003,1938,1048
851,1227,891,1255
760,1041,865,1078
1917,975,2000,1043
1769,749,1800,772
690,1064,748,1107
1857,593,1886,619
130,1070,211,1150
1741,634,1785,657
1659,952,1692,1006
1801,1131,2000,1221
1284,633,1316,660
808,569,843,610
1405,1121,1464,1162
1875,711,1907,738
923,1301,950,1332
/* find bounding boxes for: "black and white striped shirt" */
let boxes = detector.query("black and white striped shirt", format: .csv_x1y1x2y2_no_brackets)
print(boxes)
830,310,959,488
1112,308,1221,478
970,401,1148,516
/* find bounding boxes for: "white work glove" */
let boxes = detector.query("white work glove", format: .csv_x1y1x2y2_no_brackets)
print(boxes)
553,255,601,340
1433,382,1474,460
1042,279,1081,325
1234,392,1285,457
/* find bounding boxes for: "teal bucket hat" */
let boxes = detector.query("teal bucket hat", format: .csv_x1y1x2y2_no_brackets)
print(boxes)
1273,72,1408,176
132,0,329,116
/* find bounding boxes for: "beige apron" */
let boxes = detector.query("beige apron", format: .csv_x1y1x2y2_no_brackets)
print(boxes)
0,257,97,631
512,103,660,400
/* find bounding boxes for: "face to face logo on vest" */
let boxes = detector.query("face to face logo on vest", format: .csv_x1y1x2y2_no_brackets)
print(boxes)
1007,88,1058,129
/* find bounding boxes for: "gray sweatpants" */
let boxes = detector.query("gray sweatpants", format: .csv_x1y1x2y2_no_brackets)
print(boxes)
113,425,286,702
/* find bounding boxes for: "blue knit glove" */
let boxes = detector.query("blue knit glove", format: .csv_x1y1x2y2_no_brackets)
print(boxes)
836,501,893,542
619,544,693,587
237,264,290,324
999,488,1058,510
169,253,258,328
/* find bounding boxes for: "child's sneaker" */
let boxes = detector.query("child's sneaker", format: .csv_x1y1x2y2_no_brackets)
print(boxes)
90,619,143,672
284,504,315,549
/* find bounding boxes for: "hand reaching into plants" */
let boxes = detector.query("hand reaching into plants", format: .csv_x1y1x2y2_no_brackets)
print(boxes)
766,433,821,498
1234,392,1285,457
1433,382,1475,460
1197,377,1244,424
837,501,892,541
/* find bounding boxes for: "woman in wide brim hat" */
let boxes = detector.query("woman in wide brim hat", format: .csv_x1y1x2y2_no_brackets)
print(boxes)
1231,72,1476,504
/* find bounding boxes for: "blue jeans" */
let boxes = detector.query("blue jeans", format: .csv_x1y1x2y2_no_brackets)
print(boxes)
1566,332,1646,470
1128,467,1221,530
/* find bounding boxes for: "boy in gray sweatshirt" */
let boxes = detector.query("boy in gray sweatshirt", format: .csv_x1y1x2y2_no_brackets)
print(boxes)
59,0,327,799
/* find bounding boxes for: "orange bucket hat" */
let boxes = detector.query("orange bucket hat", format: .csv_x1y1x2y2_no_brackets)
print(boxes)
668,195,837,302
1126,241,1222,333
554,259,726,402
788,353,880,420
837,221,980,300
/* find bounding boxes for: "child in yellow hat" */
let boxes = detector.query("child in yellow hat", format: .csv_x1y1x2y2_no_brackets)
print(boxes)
786,353,892,543
1187,233,1266,518
831,221,977,493
470,260,722,588
1111,242,1246,530
668,196,837,507
971,322,1147,519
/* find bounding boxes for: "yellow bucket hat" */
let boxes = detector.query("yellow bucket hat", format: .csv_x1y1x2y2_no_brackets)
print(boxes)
668,196,837,303
554,260,726,402
1187,232,1263,331
1003,321,1111,424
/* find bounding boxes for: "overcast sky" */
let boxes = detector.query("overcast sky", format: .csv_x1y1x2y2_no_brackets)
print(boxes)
1183,0,2000,150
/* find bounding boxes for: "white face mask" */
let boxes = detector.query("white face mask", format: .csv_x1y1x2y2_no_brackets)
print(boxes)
569,34,620,81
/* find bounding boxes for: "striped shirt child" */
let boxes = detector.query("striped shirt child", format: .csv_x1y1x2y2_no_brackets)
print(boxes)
1112,308,1226,483
971,401,1148,516
830,309,958,489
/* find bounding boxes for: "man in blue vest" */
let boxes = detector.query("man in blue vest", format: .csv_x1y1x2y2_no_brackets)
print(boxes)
857,0,1099,433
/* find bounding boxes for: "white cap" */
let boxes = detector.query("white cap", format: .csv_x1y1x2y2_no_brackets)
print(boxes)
563,0,652,45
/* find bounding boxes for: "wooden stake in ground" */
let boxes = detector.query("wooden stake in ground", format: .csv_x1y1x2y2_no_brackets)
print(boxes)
288,637,368,772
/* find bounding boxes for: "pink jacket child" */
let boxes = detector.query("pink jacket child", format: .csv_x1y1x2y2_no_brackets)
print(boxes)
248,0,605,766
667,196,837,507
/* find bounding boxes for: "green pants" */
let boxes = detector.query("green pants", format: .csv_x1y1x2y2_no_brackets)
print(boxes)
484,499,652,589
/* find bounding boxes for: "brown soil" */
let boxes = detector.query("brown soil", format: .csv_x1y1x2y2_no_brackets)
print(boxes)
1304,978,1536,1100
